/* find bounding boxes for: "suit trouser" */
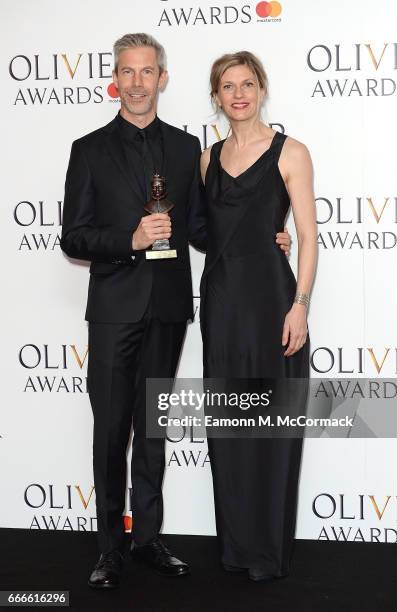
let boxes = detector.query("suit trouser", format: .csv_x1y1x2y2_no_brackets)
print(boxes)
87,313,187,554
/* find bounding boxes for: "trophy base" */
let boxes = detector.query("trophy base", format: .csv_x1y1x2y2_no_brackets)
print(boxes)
145,249,177,260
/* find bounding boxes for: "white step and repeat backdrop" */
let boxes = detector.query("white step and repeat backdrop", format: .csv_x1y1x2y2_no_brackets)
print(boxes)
1,0,397,543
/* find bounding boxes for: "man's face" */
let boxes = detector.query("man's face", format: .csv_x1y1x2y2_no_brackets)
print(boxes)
113,46,167,118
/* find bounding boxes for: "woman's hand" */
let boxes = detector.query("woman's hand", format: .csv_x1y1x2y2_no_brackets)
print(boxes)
282,304,308,357
275,227,291,256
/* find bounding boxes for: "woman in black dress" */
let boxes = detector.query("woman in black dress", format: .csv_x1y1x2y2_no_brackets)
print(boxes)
200,51,317,582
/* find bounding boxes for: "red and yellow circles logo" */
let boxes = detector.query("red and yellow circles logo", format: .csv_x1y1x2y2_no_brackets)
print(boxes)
256,1,282,18
107,82,119,99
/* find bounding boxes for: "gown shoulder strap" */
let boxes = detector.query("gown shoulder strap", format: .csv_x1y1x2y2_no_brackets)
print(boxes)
271,131,288,163
210,139,225,157
207,139,225,171
204,139,224,185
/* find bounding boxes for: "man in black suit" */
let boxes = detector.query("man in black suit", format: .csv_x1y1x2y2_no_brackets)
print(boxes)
61,33,291,589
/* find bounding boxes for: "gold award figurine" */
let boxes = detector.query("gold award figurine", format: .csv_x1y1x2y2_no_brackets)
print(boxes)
144,174,177,260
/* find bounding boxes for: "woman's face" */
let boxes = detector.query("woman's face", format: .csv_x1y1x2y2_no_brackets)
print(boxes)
217,63,264,123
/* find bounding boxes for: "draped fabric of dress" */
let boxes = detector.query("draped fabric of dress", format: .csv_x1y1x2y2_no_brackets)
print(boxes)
200,132,310,576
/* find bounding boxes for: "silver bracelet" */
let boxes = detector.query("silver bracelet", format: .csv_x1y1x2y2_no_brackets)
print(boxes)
294,292,310,307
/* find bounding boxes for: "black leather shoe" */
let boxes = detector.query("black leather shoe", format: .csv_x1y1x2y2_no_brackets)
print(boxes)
131,538,190,577
248,568,276,583
88,550,124,589
222,564,245,573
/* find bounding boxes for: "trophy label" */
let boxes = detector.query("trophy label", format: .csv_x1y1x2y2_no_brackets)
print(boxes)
145,249,178,260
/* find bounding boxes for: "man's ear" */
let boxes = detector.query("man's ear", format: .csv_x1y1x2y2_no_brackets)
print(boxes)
112,69,118,88
159,70,169,91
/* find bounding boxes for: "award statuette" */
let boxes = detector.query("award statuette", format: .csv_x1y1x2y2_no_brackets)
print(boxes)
144,174,177,260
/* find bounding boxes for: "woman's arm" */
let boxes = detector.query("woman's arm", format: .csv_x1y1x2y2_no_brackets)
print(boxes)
279,138,318,357
187,138,208,252
200,146,212,183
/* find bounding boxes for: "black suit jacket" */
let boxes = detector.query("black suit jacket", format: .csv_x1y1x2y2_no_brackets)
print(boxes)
61,116,207,323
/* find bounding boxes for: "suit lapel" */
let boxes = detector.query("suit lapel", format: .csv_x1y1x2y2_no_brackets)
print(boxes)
159,120,179,201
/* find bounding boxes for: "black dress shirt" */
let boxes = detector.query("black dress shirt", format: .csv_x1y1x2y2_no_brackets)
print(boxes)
117,112,163,201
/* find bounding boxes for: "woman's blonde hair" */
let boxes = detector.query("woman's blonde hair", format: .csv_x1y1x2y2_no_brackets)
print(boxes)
210,50,268,111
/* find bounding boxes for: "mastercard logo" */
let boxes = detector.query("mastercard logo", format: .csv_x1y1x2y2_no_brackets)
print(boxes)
256,1,282,18
107,82,119,99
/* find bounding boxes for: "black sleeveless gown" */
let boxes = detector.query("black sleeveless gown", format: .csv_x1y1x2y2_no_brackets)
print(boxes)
200,131,309,576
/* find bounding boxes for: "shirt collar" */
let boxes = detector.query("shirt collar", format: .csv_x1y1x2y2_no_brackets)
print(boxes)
117,112,161,142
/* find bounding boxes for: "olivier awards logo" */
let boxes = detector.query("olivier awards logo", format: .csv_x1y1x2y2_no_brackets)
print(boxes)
166,428,210,468
156,0,283,26
8,52,120,106
310,346,397,375
19,344,88,393
313,493,397,543
316,196,397,250
14,200,62,251
307,43,397,98
24,483,133,532
184,121,285,150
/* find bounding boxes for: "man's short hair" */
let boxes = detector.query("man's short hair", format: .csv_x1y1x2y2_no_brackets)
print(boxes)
113,33,167,73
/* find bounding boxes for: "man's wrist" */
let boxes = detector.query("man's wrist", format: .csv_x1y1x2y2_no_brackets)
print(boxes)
131,232,138,252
